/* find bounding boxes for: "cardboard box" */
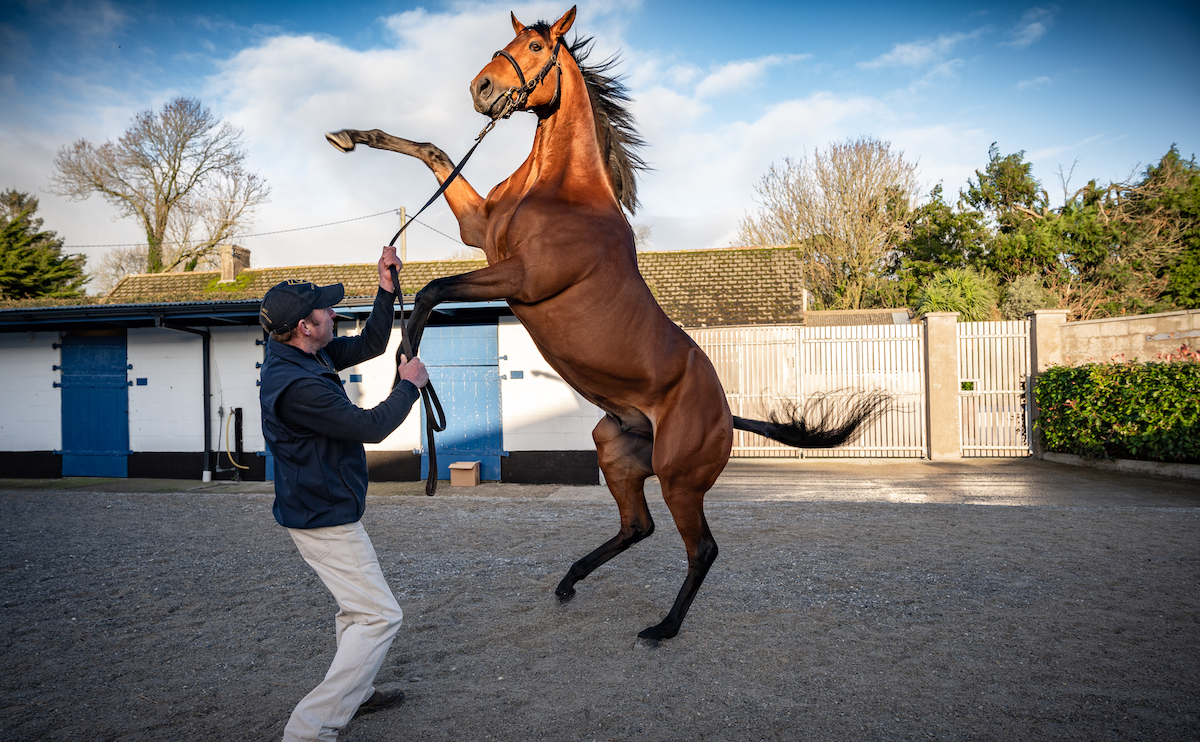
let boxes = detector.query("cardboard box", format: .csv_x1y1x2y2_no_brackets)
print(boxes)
448,460,481,487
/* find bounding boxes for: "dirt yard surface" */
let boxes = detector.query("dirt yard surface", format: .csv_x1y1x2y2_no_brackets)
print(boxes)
1,460,1198,741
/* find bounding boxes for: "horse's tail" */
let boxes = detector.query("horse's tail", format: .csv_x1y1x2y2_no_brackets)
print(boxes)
732,390,894,449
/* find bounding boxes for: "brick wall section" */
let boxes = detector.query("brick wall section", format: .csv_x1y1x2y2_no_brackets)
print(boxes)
104,247,807,328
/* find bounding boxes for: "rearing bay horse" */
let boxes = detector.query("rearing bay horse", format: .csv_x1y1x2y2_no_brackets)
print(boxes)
327,6,887,644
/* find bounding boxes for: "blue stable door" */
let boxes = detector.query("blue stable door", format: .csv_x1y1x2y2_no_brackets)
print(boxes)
59,335,130,477
418,323,503,481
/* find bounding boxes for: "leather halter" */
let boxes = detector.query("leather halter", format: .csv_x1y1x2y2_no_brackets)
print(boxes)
384,38,566,252
490,36,564,117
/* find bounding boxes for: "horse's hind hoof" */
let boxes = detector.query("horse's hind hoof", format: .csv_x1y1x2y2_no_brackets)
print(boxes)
637,623,676,645
325,131,356,152
554,585,576,603
634,635,661,650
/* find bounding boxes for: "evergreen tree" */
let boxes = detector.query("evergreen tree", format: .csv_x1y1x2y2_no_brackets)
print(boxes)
0,190,88,300
892,144,1197,319
1134,147,1200,309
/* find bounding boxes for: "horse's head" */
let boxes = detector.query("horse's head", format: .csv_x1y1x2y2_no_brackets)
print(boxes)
471,6,576,118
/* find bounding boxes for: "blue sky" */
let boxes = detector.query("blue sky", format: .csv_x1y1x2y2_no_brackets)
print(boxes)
2,0,1198,278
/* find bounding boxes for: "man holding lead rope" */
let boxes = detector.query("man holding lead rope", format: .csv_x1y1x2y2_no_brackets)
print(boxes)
258,245,426,741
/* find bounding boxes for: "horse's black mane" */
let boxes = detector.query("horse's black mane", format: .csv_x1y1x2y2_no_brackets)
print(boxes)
525,24,648,214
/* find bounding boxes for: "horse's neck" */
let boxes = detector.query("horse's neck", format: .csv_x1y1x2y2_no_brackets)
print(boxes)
523,62,613,196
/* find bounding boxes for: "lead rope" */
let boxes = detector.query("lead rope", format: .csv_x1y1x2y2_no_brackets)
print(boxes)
389,264,446,495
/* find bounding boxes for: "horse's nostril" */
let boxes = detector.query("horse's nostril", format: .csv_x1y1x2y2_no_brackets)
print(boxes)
477,77,492,95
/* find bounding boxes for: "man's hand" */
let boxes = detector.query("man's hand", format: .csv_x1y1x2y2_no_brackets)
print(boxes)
398,354,428,389
378,245,402,294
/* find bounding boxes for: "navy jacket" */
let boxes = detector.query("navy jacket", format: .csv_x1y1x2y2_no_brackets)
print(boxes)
260,288,420,529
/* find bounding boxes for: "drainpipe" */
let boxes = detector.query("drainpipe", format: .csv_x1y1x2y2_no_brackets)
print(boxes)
156,317,213,481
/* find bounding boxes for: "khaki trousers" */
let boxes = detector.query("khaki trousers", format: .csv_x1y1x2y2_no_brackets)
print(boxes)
283,521,403,742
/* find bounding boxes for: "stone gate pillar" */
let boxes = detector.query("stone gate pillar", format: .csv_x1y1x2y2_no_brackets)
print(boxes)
922,312,961,461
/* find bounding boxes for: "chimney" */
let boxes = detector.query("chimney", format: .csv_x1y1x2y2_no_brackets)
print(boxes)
219,244,251,282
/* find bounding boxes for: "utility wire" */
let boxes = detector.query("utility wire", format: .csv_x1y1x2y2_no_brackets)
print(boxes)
62,208,463,248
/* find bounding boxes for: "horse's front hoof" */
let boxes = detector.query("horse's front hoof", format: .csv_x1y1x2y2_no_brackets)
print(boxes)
325,131,356,152
554,585,576,603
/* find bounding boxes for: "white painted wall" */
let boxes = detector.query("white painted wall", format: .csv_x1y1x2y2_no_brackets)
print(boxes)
0,313,602,457
498,316,601,451
345,314,601,454
210,327,267,455
127,328,204,451
0,331,61,451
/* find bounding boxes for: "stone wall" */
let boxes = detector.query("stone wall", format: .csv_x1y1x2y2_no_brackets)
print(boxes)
1058,309,1200,364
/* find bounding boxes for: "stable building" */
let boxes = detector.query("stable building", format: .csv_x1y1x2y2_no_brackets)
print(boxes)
0,246,806,484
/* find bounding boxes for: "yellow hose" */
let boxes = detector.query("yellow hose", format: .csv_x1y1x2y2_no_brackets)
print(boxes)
225,412,249,470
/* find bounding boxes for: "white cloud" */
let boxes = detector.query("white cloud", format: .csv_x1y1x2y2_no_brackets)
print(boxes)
1027,133,1108,163
693,54,809,98
1016,75,1052,91
1006,7,1056,48
859,31,978,70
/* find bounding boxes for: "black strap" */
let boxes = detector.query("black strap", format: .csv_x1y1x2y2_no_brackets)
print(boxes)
493,50,526,86
389,264,446,496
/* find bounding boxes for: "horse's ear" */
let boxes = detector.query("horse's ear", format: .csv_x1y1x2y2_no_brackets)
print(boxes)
511,11,524,35
550,6,576,39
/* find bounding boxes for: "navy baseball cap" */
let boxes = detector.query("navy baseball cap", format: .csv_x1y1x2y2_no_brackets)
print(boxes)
259,279,345,333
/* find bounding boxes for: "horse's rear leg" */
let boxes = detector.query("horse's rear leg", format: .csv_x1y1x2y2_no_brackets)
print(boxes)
555,414,655,601
638,354,731,644
637,482,718,645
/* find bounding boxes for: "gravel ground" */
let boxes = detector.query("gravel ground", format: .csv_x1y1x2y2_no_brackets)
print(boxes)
1,471,1198,741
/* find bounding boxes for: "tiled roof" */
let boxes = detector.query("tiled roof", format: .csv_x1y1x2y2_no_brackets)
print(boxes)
105,260,487,305
636,247,806,327
100,247,807,327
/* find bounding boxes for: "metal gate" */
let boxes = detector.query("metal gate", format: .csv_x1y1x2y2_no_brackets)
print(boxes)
58,334,130,477
957,320,1031,457
688,325,926,458
419,323,504,480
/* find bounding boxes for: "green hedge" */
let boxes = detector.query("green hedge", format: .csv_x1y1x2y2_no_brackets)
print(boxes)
1035,357,1200,464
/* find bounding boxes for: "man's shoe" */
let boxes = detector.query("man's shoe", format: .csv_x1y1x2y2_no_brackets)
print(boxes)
355,688,406,717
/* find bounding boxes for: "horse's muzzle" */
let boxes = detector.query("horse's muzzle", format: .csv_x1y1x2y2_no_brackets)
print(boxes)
471,75,502,117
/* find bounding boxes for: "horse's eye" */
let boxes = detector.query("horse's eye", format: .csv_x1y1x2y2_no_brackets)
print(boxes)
530,41,543,52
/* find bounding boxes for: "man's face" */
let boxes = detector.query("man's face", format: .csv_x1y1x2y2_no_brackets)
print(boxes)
302,307,336,349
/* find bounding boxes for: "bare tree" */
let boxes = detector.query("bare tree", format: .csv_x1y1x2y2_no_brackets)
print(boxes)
90,245,148,296
735,136,920,310
446,246,487,260
49,97,269,273
632,223,653,251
